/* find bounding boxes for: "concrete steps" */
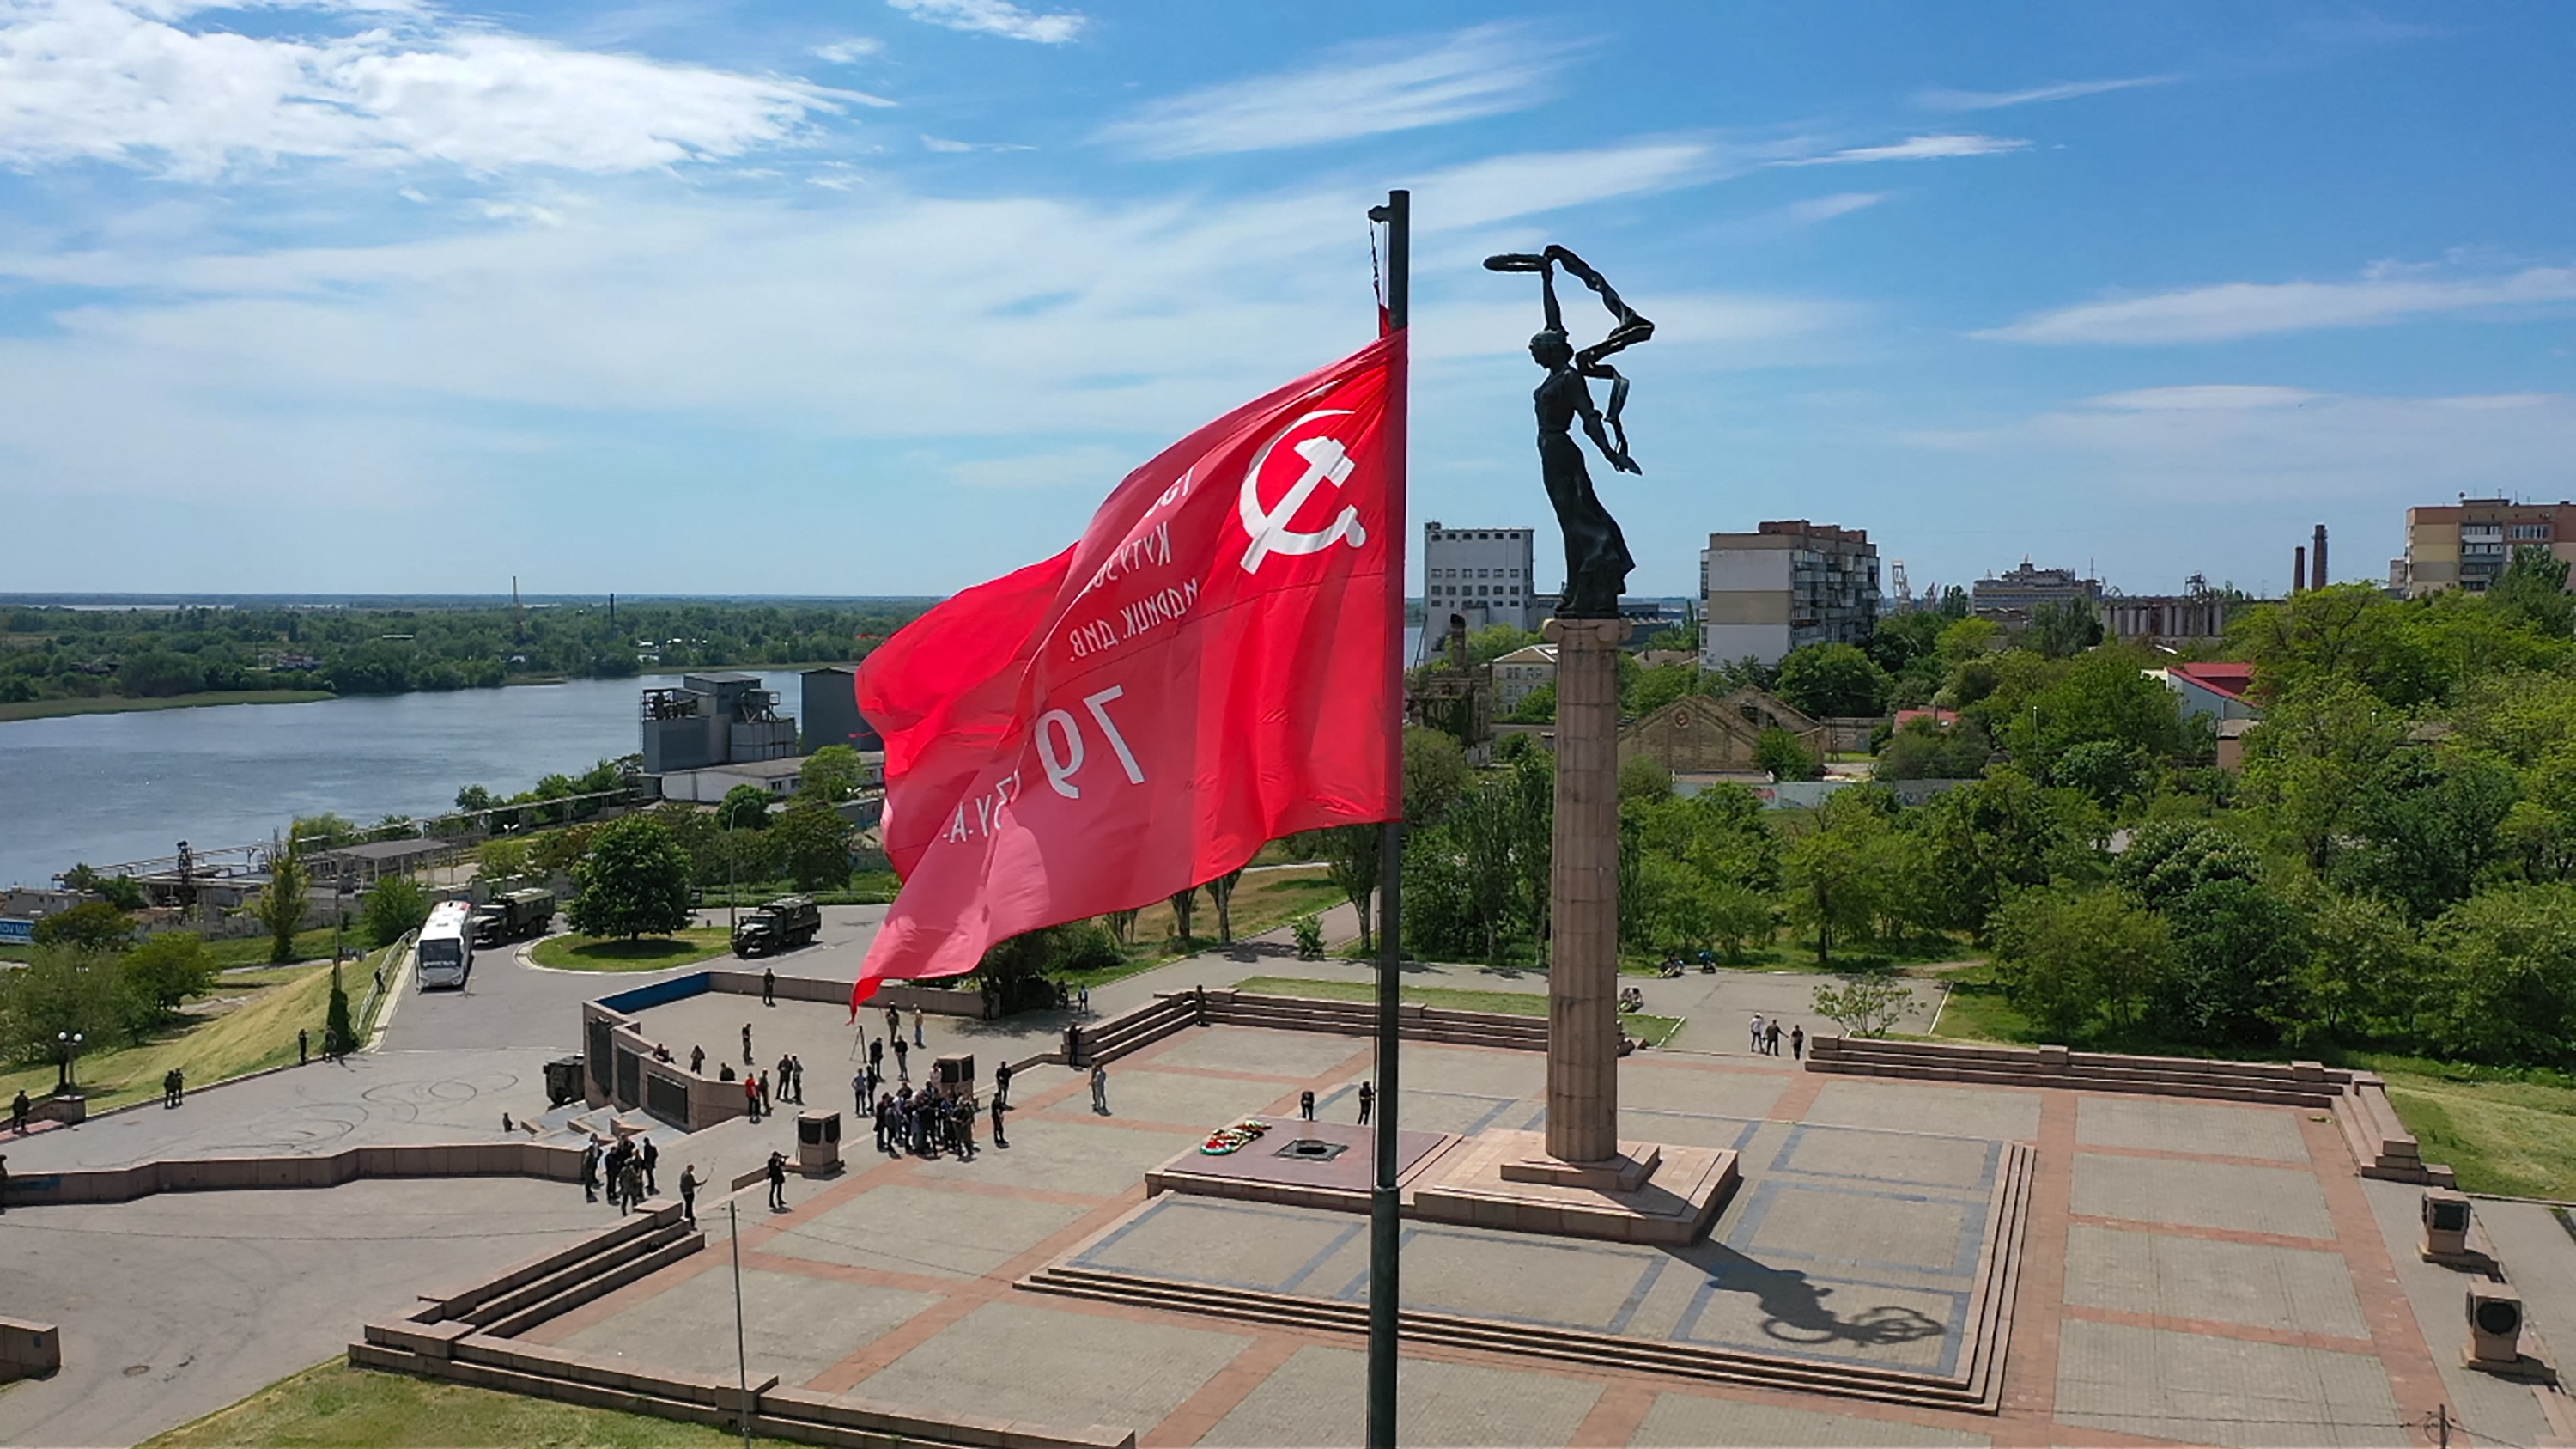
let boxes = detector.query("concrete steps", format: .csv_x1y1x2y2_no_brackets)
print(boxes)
1020,1142,2034,1415
2333,1073,2455,1187
406,1198,703,1340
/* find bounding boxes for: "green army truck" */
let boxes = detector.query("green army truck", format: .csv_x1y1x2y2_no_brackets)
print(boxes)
732,895,821,957
471,887,556,947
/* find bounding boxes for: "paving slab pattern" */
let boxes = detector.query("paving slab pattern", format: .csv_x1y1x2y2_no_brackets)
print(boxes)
2061,1223,2371,1338
1194,1343,1603,1448
2053,1318,2406,1448
1801,1077,2043,1143
2075,1094,2312,1162
849,1300,1254,1433
558,1265,942,1390
2070,1151,2336,1239
1630,1391,1993,1447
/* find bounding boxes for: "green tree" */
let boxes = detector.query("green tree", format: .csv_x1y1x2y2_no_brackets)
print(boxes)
289,813,359,849
567,816,694,940
716,784,772,831
2050,740,2152,812
119,933,218,1017
1990,884,2172,1038
1914,770,2105,939
2331,749,2519,922
32,901,134,953
1782,789,1893,965
2239,679,2410,873
1776,642,1890,719
532,823,599,875
1619,754,1674,804
361,877,431,947
1756,728,1821,782
1295,825,1382,953
2117,821,2261,910
2294,889,2425,1044
2158,876,2310,1045
1207,868,1244,943
2029,598,2105,659
1507,682,1557,722
1403,726,1471,825
1168,885,1199,943
0,946,144,1063
798,745,869,804
1811,975,1917,1038
1874,716,1994,782
118,649,204,698
255,849,309,965
1467,624,1543,667
1706,882,1777,961
1629,663,1702,718
477,836,535,885
2421,884,2576,1067
2486,545,2575,639
325,960,356,1056
770,801,854,892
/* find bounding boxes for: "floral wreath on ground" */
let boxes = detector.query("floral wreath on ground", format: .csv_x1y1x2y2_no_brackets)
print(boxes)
1200,1118,1272,1154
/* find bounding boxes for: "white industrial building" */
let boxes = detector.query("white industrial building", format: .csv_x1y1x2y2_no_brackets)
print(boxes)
1423,521,1542,636
1699,521,1880,667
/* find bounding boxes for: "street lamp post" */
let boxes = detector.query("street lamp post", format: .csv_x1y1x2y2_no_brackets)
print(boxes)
57,1031,83,1093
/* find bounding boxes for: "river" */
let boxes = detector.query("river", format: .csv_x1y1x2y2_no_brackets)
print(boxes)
0,673,806,890
3,624,1432,892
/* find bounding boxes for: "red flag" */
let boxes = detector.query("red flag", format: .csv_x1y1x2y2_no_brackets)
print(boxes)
853,333,1406,1004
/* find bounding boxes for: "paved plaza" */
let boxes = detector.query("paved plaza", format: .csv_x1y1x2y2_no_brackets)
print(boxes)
8,922,2576,1446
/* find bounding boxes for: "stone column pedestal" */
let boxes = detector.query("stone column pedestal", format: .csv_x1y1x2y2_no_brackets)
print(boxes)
1542,616,1627,1166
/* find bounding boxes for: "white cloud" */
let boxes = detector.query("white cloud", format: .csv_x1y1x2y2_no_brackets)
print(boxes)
0,0,881,179
1778,192,1884,224
1916,76,2176,111
885,0,1082,45
1778,134,2028,166
1095,23,1564,159
920,134,1028,153
1978,265,2576,344
1910,386,2576,502
810,37,883,64
1409,143,1714,232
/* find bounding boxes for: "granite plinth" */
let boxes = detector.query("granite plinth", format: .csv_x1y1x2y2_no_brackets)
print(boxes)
1412,1130,1735,1245
1498,1142,1659,1192
1145,1118,1461,1215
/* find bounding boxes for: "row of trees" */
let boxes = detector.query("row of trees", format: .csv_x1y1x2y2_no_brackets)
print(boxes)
0,599,928,705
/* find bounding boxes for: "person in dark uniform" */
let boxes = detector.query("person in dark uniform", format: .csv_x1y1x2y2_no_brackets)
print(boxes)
1791,1024,1806,1061
298,1028,308,1065
579,1141,601,1202
762,967,775,1006
678,1164,700,1225
690,1044,706,1075
1357,1081,1374,1126
765,1150,787,1211
993,1060,1013,1109
990,1094,1010,1148
741,1022,754,1066
639,1134,659,1195
1299,1089,1315,1121
12,1088,29,1134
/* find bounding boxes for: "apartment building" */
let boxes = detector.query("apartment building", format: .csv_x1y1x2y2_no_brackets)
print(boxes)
2399,499,2576,597
1698,521,1880,667
1423,521,1542,633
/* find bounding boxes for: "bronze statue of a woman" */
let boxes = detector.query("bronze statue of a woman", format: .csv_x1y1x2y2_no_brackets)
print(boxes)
1483,246,1654,619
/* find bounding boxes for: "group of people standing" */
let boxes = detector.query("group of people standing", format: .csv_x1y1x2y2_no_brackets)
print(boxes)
871,1082,988,1159
578,1131,660,1214
1747,1014,1804,1060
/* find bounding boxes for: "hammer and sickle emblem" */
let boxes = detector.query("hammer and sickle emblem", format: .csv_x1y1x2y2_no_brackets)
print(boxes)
1237,409,1369,575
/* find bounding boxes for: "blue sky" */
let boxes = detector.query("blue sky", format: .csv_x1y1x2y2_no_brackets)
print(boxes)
1,1,2570,600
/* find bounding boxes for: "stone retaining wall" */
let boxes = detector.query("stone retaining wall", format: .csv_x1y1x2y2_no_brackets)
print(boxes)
2,1139,581,1208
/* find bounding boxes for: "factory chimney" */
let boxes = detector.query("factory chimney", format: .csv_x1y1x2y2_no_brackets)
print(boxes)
2312,524,2329,589
2293,545,2307,594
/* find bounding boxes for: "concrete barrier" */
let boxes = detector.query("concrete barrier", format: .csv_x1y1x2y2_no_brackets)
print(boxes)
3,1139,582,1208
0,1318,59,1382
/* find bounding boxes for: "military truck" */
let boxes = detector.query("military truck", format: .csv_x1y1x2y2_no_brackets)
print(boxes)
732,895,821,957
471,887,556,947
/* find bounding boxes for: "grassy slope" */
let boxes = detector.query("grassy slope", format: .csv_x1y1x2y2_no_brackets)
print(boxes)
1236,975,1686,1047
145,1357,781,1448
0,962,343,1113
1054,868,1346,990
529,928,732,972
0,690,335,723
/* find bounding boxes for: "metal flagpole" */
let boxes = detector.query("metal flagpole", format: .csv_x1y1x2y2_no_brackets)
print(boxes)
1364,186,1409,1449
730,1200,752,1449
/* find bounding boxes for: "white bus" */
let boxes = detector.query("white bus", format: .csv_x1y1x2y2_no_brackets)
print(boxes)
416,900,476,990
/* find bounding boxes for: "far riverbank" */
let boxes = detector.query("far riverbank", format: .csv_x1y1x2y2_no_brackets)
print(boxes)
0,689,337,724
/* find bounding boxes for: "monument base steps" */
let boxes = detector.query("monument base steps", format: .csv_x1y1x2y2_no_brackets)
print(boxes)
1411,1130,1733,1245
